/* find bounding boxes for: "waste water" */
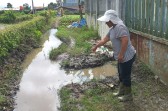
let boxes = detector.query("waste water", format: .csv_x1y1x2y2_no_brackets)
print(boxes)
14,29,117,111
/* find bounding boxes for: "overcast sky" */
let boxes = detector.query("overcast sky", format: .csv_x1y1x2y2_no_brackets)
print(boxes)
0,0,58,8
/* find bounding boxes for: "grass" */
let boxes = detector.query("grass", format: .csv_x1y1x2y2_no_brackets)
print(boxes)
59,15,81,26
49,15,99,59
0,63,21,110
49,43,68,60
0,94,5,103
59,80,123,111
59,60,168,111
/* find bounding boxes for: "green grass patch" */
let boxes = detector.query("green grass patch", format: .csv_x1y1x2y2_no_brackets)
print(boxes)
0,94,5,103
59,82,123,111
49,15,99,59
49,43,68,60
59,15,80,26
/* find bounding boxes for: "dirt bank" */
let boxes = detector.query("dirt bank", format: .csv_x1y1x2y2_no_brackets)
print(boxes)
0,18,58,111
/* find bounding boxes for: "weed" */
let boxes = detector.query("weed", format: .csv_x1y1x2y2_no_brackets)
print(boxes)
49,43,68,60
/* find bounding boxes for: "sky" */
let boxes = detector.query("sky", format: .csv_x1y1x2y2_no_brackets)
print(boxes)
0,0,58,8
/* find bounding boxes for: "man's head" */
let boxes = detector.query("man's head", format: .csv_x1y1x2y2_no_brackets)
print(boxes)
97,10,122,27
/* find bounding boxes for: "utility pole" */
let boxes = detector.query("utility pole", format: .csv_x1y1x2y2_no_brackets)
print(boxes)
78,0,83,19
32,0,35,14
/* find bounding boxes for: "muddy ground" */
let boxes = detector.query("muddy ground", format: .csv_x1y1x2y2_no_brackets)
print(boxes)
59,59,168,111
1,17,168,111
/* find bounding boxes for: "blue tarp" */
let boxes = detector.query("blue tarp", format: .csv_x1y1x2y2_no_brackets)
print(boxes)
71,18,87,28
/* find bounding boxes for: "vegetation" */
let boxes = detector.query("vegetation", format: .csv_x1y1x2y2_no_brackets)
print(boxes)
0,11,32,23
59,80,122,111
49,15,98,60
49,43,68,60
48,2,57,10
59,15,81,26
22,3,31,14
0,16,45,62
59,60,168,111
0,11,16,23
0,10,56,24
7,3,12,8
0,10,56,110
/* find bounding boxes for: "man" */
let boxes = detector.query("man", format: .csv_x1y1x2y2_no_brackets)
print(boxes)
92,10,136,102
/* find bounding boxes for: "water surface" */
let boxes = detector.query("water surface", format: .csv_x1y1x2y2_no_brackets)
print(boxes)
14,29,117,111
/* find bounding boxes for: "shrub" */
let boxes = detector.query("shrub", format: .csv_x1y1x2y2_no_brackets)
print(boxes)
0,11,16,23
0,16,47,64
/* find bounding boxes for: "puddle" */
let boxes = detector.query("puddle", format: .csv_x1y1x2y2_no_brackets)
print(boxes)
68,62,117,82
14,29,117,111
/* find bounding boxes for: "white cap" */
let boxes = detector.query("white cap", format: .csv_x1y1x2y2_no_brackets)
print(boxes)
97,10,123,24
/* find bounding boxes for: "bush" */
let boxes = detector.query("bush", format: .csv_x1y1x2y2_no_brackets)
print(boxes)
59,15,80,26
0,11,35,23
0,16,47,64
0,11,16,23
15,14,34,23
49,43,68,60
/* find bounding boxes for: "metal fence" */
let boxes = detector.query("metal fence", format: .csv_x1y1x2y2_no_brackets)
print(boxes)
125,0,168,40
85,0,125,19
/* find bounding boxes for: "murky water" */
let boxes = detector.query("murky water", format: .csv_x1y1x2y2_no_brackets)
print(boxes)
14,29,117,111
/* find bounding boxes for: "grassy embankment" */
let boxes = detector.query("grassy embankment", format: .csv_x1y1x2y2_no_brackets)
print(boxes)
49,15,99,60
0,10,56,110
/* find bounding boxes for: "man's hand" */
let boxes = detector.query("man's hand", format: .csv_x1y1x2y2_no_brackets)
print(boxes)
91,46,97,52
118,54,124,63
91,36,110,53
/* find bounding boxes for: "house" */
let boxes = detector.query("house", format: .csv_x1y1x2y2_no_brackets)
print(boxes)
63,0,78,7
58,0,85,14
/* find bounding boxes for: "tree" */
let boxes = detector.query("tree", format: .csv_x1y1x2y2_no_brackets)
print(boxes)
23,3,31,14
56,0,62,7
7,3,12,8
23,3,29,9
48,2,57,10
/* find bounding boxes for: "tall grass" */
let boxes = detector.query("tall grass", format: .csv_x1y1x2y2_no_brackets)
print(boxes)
59,15,80,26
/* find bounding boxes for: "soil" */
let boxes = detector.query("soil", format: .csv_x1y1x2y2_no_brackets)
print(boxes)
60,53,115,70
60,59,168,111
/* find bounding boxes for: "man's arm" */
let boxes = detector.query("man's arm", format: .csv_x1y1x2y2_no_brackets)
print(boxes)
92,36,110,52
118,36,128,63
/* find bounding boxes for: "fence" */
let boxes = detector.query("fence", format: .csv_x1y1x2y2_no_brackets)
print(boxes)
85,0,168,85
125,0,168,40
85,0,125,37
85,0,124,18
